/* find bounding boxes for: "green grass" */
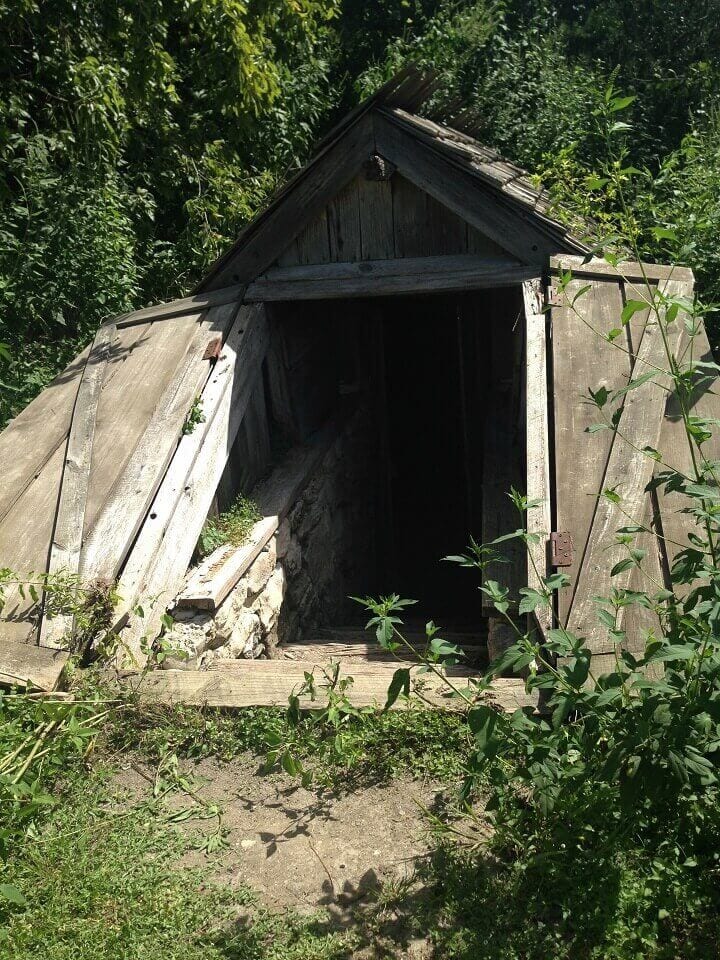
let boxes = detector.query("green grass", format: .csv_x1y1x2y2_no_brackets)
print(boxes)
1,771,355,960
196,495,262,559
106,699,472,789
3,692,720,959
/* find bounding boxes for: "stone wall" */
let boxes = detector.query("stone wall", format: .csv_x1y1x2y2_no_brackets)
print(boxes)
162,408,377,669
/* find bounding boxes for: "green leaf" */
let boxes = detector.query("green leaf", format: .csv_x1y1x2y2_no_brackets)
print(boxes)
611,558,635,577
518,588,546,615
0,884,26,907
621,299,649,324
609,95,636,112
647,644,696,663
384,667,410,711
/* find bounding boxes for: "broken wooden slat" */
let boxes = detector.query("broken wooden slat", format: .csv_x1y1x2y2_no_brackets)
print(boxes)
523,279,552,639
177,418,342,610
39,320,115,649
0,640,70,690
80,303,239,583
116,307,268,663
127,662,536,712
246,257,539,301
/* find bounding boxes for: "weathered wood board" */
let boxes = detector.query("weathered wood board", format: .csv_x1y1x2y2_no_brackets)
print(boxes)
548,258,708,665
127,662,536,712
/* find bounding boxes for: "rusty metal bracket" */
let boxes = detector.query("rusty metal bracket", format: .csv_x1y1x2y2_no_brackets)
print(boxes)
203,336,223,361
547,284,564,308
550,531,574,567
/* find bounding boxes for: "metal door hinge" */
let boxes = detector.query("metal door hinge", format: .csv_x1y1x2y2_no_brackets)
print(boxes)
550,531,574,567
203,336,223,361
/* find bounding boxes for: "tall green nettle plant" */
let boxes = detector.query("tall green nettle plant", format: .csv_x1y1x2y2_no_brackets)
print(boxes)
355,97,720,872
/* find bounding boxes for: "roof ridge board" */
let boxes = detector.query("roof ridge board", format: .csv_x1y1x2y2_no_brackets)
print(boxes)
380,107,590,251
383,107,550,203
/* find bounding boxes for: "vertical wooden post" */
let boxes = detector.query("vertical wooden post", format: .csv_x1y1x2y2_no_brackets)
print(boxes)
523,279,552,641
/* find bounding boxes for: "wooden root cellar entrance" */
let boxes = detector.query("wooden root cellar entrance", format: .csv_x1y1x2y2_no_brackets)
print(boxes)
147,286,532,711
1,71,711,708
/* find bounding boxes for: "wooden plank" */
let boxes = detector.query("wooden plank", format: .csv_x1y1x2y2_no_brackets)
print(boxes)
276,208,331,267
0,318,153,529
114,306,270,663
246,260,539,301
358,177,395,259
327,178,362,262
0,346,90,526
80,303,239,583
39,321,115,649
279,641,486,664
259,254,521,283
0,640,70,690
205,113,375,289
551,277,629,624
374,112,562,263
117,362,267,667
84,314,205,535
550,255,693,285
565,285,686,653
653,279,719,588
127,664,536,712
523,279,551,639
481,289,525,609
177,418,342,610
114,284,244,327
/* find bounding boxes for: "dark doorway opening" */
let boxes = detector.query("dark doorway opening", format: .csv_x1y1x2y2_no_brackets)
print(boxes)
257,286,526,632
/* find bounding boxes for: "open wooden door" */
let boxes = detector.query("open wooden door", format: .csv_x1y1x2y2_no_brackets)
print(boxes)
541,256,715,673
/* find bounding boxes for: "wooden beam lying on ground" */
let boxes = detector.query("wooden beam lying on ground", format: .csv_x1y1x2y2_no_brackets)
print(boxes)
176,417,344,610
0,641,70,690
245,255,540,301
124,661,536,712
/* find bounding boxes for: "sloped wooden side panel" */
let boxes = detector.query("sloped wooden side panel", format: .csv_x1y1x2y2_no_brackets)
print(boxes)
549,260,714,668
273,174,509,268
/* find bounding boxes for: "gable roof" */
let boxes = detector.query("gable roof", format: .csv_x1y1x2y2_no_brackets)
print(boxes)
198,66,589,292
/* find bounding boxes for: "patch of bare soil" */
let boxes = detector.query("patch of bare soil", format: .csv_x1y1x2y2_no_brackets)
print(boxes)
111,756,443,957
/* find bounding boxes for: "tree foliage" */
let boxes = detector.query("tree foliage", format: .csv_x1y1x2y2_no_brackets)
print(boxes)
2,0,720,425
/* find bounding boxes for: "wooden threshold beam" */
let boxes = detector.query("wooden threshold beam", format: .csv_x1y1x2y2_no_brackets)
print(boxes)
245,256,541,302
124,663,536,712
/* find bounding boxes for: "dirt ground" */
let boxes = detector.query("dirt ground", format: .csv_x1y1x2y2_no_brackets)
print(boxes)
111,756,443,957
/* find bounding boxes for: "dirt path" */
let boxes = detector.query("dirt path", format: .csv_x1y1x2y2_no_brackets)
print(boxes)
112,756,444,956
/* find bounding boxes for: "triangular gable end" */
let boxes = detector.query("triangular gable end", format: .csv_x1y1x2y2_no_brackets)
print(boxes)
199,106,588,293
